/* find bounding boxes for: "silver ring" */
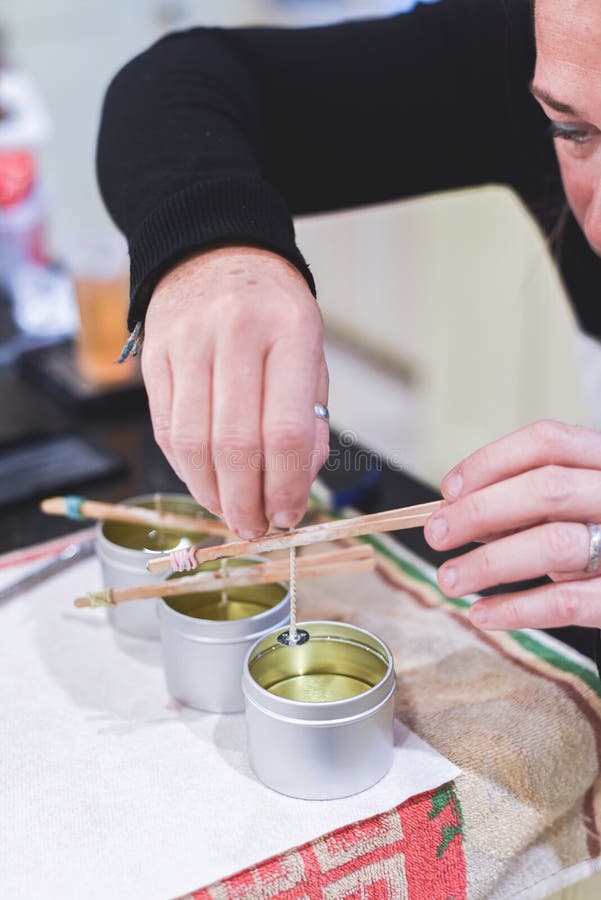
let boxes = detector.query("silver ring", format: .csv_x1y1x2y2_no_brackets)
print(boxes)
586,522,601,574
314,402,330,423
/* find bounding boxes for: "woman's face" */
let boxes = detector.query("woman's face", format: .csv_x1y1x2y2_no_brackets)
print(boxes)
534,0,601,255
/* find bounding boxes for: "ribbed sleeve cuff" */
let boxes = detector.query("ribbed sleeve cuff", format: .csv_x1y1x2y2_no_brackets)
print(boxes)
127,174,316,330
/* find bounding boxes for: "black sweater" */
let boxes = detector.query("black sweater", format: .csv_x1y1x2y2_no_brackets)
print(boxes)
97,0,601,334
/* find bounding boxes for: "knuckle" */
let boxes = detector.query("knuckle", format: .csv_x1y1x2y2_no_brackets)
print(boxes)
502,596,524,631
544,523,579,564
152,413,171,440
465,489,487,527
219,294,251,329
264,422,310,453
531,419,569,459
478,543,497,579
279,304,323,345
153,423,174,455
212,427,260,457
535,465,572,507
553,586,581,623
171,432,206,457
168,312,200,343
475,442,495,477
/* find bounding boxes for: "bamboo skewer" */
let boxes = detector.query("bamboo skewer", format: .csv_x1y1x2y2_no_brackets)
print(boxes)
40,496,232,537
147,499,445,574
74,545,374,608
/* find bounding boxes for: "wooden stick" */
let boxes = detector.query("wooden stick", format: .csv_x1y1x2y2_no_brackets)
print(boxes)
40,496,231,537
74,545,374,608
146,499,444,574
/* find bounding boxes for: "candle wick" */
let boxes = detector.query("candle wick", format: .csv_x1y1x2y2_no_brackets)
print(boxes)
289,532,297,642
276,528,309,647
154,492,164,547
219,557,228,608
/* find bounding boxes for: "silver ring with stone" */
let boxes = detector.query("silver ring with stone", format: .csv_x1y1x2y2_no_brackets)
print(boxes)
586,523,601,575
314,403,330,423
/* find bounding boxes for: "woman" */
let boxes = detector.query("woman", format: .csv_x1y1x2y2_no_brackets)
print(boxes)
97,0,601,637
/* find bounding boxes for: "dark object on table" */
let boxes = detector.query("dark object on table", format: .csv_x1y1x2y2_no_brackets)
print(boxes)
0,433,127,508
20,340,145,413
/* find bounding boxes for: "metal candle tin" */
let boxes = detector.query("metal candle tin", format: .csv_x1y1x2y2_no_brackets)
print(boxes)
96,493,209,639
158,562,290,713
243,621,396,800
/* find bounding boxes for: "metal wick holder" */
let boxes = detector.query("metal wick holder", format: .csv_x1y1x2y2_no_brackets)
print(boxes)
277,628,310,647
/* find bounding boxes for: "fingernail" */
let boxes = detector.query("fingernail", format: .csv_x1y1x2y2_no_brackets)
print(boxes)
428,515,448,544
444,470,463,498
470,605,489,627
439,566,457,590
238,529,263,541
272,512,297,528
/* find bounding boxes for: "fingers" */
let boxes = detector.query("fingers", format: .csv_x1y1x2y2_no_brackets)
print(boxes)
211,331,266,539
441,420,601,502
468,577,601,631
262,327,321,528
437,522,590,596
311,357,330,481
142,247,325,532
141,344,182,480
168,340,221,515
426,466,601,552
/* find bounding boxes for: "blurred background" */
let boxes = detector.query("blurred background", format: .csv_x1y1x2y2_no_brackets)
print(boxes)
0,0,598,500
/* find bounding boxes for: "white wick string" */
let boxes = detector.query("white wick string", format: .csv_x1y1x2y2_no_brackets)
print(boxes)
170,545,198,572
219,557,228,607
289,532,297,642
154,492,164,546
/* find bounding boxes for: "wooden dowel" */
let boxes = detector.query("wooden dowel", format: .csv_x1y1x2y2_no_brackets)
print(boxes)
74,545,374,608
40,496,231,537
147,499,444,574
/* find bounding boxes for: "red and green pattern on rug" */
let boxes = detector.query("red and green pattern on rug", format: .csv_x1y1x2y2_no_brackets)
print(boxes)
186,783,466,900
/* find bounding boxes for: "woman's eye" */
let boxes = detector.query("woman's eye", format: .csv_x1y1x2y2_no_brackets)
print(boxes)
549,122,592,144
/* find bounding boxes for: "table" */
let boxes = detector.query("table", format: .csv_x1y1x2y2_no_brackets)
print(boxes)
3,360,601,899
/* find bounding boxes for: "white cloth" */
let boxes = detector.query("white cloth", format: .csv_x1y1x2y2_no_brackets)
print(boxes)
0,556,460,900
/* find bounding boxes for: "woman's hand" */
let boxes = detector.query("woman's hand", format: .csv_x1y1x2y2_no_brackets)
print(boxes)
141,246,329,539
424,419,601,631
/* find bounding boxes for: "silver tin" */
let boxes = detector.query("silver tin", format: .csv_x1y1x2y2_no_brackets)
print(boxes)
243,621,396,800
96,493,208,639
158,563,290,713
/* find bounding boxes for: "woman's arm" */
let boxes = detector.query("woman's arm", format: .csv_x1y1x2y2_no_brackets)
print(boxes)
97,0,545,328
98,0,601,540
